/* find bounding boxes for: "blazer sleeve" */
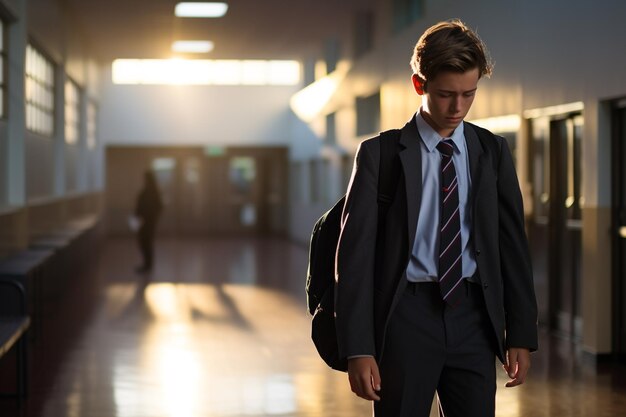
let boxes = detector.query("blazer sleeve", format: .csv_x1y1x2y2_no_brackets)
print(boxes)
335,139,380,359
496,138,539,351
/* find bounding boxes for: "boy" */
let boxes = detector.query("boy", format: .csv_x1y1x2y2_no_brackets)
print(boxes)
335,19,538,417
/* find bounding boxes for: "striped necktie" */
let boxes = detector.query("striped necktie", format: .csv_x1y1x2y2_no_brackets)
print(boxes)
436,139,464,306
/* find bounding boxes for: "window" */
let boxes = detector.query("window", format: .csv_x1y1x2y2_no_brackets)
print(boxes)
342,154,354,192
320,159,331,205
25,44,54,136
290,162,305,203
353,11,374,59
87,101,97,149
326,112,336,144
324,38,340,74
229,157,256,195
229,157,257,227
309,159,320,204
392,0,423,33
303,58,315,86
0,19,6,118
65,79,80,144
356,91,381,136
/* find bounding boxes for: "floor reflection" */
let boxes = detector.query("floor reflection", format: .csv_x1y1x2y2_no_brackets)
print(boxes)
2,237,626,417
72,235,371,417
103,282,318,416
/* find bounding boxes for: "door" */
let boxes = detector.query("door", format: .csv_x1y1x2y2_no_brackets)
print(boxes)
204,147,288,235
106,146,288,236
528,113,583,340
612,99,626,359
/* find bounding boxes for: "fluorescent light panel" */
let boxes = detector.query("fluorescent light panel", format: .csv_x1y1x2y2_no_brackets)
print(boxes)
175,2,228,18
172,40,215,53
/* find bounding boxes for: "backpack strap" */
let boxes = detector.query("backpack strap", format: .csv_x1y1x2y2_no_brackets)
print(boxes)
377,129,401,206
465,121,502,174
372,128,401,292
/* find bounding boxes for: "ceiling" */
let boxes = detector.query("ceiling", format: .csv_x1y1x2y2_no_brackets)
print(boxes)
60,0,376,62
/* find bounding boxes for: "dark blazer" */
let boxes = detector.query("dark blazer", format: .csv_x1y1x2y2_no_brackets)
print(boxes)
335,116,538,364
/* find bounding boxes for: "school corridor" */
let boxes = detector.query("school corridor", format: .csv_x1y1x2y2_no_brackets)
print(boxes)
2,0,626,415
0,236,625,417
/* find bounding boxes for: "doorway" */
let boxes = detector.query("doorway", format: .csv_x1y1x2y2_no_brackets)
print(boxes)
528,112,583,340
105,146,288,236
205,147,288,235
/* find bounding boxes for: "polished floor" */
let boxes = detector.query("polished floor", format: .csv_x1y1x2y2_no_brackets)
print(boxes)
1,236,626,417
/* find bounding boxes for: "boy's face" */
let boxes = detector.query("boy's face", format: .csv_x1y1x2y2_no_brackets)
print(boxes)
413,68,480,138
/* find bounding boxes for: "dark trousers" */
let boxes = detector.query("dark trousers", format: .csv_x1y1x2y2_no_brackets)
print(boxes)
375,280,497,417
137,224,156,269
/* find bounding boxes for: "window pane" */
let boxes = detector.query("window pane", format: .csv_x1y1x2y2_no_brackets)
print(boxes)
25,44,54,136
65,80,80,144
356,91,381,136
229,157,256,195
392,0,423,33
87,101,97,149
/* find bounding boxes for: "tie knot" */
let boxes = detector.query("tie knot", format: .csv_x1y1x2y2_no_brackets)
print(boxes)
436,140,454,157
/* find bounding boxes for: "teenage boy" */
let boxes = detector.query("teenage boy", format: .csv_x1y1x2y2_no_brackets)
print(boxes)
335,19,538,417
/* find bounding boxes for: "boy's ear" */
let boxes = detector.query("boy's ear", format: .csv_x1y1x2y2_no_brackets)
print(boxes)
411,74,425,95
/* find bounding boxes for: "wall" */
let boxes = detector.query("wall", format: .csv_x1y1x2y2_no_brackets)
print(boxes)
99,67,302,147
26,0,103,199
0,122,7,206
0,0,103,256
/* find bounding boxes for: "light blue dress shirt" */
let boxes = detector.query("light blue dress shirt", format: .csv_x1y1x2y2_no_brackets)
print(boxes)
406,111,477,282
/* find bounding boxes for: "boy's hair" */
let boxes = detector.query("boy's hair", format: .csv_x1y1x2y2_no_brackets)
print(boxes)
410,19,493,89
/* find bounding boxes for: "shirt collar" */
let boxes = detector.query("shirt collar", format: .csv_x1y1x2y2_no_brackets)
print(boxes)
414,109,465,154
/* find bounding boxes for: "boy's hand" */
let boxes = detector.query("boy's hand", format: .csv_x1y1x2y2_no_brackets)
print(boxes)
504,347,530,387
348,357,382,401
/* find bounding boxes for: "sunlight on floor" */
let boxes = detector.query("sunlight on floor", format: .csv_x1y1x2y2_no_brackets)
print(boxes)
103,282,369,417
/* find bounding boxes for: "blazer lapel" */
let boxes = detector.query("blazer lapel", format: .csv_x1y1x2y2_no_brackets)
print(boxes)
398,116,422,248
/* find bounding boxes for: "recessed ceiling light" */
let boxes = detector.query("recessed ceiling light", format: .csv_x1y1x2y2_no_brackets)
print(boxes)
172,40,215,53
175,2,228,18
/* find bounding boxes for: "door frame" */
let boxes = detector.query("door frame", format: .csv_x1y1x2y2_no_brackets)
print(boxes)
611,98,626,359
527,109,583,339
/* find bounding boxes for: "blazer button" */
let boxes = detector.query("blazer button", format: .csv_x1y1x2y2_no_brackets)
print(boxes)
483,282,488,289
476,249,481,256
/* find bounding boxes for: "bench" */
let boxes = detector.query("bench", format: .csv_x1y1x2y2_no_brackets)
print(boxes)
0,214,100,398
0,280,30,398
29,215,100,295
0,249,54,337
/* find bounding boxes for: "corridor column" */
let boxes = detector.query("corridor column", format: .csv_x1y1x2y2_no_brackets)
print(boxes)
581,100,613,359
5,0,28,249
54,67,66,197
6,0,26,208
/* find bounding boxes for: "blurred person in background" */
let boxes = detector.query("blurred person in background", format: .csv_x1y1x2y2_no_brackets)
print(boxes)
134,170,163,274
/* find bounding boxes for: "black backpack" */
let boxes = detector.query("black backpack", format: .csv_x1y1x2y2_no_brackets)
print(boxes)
305,129,401,371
